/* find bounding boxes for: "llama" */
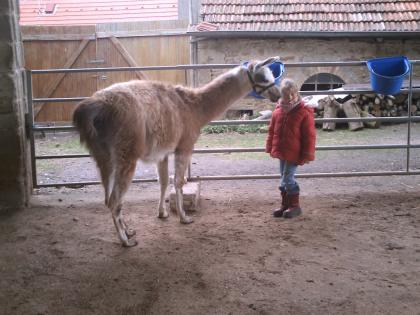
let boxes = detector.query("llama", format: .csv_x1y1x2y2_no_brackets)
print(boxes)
73,57,282,247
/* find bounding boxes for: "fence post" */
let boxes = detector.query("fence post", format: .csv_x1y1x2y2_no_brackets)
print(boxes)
26,70,38,188
406,63,414,173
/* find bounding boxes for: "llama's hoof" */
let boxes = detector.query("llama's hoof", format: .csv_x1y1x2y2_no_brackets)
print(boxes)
180,216,194,224
122,238,138,247
158,211,169,219
125,229,136,238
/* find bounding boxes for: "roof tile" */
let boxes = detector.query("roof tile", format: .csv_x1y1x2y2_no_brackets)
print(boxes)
199,0,420,32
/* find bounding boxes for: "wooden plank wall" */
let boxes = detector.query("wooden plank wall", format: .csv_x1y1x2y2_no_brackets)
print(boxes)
22,23,189,123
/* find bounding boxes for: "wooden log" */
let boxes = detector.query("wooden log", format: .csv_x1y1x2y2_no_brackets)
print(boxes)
372,103,381,117
322,99,340,131
394,94,407,104
360,111,381,128
253,110,272,120
385,98,394,109
342,99,363,131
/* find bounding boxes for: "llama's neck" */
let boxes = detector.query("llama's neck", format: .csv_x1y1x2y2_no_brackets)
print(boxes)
195,66,251,125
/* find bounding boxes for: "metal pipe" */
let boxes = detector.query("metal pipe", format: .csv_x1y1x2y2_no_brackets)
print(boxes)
31,64,237,74
206,116,420,124
30,60,420,74
406,63,414,171
37,178,158,188
31,116,420,133
189,170,420,181
33,97,86,103
31,88,420,104
193,144,420,153
35,169,420,188
35,143,420,160
26,70,38,188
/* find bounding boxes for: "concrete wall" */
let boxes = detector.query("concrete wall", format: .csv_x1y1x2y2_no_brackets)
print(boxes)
0,0,30,211
196,37,420,114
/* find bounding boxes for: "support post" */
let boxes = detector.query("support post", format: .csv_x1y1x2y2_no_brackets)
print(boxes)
0,1,30,210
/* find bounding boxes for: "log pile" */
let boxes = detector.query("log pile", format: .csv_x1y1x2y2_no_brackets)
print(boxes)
313,93,420,131
355,93,420,118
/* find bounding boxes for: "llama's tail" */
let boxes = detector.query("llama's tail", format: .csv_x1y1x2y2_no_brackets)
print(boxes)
72,97,105,145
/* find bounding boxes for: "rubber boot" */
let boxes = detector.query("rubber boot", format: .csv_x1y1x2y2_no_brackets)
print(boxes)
283,193,302,218
273,187,288,217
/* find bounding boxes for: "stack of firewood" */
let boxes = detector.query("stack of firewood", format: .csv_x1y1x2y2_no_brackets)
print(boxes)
313,93,420,131
354,93,420,118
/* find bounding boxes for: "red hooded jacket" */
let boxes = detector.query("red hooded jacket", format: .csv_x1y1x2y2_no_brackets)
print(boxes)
265,101,316,165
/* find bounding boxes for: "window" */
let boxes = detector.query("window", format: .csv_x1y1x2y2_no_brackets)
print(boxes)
301,73,345,91
39,3,57,15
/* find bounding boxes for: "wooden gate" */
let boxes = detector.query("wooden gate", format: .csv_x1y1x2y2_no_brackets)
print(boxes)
23,25,190,123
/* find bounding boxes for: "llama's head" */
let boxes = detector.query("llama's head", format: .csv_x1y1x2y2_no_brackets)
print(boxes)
245,57,282,102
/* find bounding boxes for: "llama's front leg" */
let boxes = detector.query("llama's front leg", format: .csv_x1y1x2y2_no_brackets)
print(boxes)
157,156,169,219
174,152,193,224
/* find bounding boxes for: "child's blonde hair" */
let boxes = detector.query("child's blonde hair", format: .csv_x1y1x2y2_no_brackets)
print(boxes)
280,78,301,100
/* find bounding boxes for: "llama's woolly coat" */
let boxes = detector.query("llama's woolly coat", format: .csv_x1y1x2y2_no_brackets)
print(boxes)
72,56,282,246
265,101,316,165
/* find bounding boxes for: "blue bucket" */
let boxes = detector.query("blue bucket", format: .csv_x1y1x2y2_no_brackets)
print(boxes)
243,61,284,99
366,56,410,95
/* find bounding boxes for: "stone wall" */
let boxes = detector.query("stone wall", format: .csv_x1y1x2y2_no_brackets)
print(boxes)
0,0,30,211
196,37,420,116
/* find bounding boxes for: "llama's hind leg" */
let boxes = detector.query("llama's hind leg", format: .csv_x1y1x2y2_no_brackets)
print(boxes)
174,151,193,224
107,159,138,247
157,156,169,219
95,153,113,206
118,207,136,238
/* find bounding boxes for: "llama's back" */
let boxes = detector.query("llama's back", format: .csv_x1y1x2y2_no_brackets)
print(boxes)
74,80,196,163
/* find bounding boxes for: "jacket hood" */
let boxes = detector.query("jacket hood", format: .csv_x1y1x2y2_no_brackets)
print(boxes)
276,100,305,111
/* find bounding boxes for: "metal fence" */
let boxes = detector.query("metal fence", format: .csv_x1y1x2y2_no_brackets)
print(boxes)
26,60,420,188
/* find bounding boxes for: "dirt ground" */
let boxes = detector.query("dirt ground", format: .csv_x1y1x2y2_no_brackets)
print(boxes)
1,123,420,314
1,175,420,315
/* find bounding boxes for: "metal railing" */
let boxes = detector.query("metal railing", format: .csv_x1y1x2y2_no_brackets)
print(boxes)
26,60,420,188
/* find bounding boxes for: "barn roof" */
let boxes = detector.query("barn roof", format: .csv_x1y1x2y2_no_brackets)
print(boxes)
19,0,178,26
197,0,420,33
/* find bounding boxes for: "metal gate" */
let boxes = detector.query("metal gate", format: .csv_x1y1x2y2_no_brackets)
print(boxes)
26,60,420,188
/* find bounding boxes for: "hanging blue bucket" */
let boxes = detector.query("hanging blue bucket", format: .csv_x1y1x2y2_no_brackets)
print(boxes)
243,61,284,99
366,56,410,95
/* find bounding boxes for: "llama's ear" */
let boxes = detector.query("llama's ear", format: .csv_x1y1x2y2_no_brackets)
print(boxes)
255,56,280,71
244,61,256,72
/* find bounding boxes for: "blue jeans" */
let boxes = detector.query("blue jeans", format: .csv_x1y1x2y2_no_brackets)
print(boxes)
279,160,299,194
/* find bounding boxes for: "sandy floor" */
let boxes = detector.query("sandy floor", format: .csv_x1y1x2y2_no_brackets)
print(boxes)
1,175,420,315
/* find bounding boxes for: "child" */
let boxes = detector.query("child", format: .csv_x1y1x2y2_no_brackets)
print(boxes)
265,78,316,218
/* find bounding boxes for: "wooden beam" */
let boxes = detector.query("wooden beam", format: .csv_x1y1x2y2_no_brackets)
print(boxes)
34,38,90,118
109,35,148,80
22,31,188,41
22,34,95,41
